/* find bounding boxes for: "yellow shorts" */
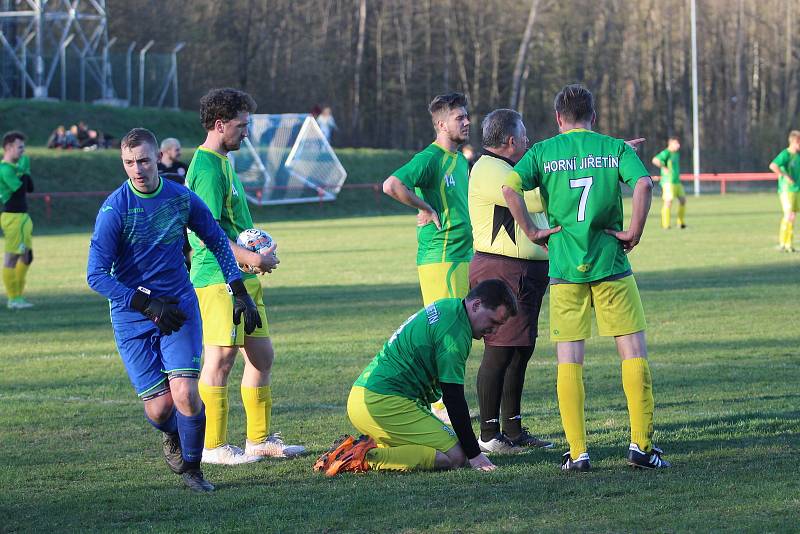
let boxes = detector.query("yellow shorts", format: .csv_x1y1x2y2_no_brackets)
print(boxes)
549,275,646,342
779,192,800,214
417,261,470,306
347,386,458,452
661,182,685,202
195,276,269,346
1,212,33,255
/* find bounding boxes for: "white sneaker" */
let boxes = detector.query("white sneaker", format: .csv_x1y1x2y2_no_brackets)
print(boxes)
201,443,261,465
478,433,526,455
7,298,33,309
245,433,306,458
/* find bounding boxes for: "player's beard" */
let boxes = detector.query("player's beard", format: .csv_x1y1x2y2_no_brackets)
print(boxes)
223,137,243,152
450,130,469,145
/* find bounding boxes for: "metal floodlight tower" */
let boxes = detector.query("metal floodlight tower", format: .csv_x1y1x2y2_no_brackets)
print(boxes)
0,0,113,100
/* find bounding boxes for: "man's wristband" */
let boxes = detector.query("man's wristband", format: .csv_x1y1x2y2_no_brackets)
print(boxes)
228,278,247,297
131,286,151,312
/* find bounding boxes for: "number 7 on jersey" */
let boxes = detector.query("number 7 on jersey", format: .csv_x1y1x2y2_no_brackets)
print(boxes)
569,176,593,222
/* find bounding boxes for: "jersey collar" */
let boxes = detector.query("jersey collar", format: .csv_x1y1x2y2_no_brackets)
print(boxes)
481,149,516,167
127,176,163,198
431,142,458,156
562,128,591,135
197,146,229,161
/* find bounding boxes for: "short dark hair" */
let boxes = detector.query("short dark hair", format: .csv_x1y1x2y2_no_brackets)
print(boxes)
2,131,26,148
200,88,257,131
428,92,468,127
481,109,523,149
466,279,518,316
120,128,158,152
668,136,680,143
553,84,594,123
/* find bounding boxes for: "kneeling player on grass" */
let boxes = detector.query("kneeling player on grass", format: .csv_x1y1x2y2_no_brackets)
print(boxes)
87,128,261,492
314,279,517,476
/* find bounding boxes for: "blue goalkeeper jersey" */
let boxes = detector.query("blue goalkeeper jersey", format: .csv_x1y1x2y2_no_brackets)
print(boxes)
87,177,241,324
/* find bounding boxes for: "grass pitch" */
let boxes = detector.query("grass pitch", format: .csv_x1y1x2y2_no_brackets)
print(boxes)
1,193,798,533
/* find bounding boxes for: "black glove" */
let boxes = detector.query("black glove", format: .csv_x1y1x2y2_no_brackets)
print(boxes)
229,279,262,335
131,287,187,335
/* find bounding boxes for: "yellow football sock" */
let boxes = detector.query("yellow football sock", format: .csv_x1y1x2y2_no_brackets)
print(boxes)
661,204,671,229
3,267,18,300
366,444,437,471
14,261,29,296
622,357,654,452
557,363,587,459
786,221,794,249
677,204,686,227
241,385,271,443
779,219,788,247
198,382,228,449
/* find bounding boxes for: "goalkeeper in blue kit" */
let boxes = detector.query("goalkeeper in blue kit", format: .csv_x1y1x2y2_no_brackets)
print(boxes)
87,128,260,492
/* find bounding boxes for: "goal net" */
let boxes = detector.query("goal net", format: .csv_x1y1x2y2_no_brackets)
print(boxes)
230,114,348,205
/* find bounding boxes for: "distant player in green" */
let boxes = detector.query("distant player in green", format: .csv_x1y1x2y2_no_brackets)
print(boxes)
769,130,800,252
652,137,686,229
0,131,34,310
382,92,473,423
502,84,670,471
313,280,517,476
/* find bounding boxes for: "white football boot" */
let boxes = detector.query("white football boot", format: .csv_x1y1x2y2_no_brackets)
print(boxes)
201,443,261,465
245,433,306,458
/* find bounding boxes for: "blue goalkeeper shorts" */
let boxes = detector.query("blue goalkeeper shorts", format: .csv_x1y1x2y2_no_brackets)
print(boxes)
111,295,203,398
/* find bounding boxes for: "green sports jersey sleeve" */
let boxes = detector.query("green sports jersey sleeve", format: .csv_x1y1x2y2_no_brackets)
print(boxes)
510,147,542,192
0,162,22,203
188,160,226,220
17,155,30,175
393,151,435,189
434,328,471,385
772,149,800,193
620,143,651,188
655,149,669,166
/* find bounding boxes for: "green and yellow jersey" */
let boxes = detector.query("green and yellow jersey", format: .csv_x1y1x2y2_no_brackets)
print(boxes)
469,152,548,260
354,298,473,405
0,160,23,204
186,146,256,287
17,154,30,175
771,149,800,194
393,143,473,265
505,129,649,283
655,149,680,185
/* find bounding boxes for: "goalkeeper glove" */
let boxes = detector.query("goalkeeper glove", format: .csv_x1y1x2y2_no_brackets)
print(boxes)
131,286,187,335
229,279,262,335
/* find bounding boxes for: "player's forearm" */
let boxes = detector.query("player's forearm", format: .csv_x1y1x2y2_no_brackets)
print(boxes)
86,259,135,307
203,232,242,284
502,186,540,239
651,158,662,168
228,238,264,267
770,163,790,180
628,177,654,237
440,382,481,460
382,176,430,211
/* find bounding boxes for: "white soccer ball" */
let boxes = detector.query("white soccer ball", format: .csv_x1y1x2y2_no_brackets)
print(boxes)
236,228,278,274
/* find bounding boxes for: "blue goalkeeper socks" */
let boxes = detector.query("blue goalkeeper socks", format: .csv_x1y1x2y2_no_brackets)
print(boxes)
176,406,206,464
145,406,178,434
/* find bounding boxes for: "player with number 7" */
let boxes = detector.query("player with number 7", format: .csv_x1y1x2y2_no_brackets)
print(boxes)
501,84,669,472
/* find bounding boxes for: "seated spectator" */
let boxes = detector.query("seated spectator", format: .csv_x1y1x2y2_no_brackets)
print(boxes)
47,125,78,149
82,130,101,150
158,138,188,185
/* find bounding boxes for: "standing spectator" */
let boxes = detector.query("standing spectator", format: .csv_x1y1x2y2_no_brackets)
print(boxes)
0,131,34,309
316,106,337,143
158,138,189,185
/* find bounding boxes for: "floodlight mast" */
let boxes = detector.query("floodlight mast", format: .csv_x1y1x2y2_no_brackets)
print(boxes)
690,0,701,196
0,0,111,100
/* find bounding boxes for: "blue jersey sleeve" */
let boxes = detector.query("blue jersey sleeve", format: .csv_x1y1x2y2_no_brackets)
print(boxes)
186,190,242,284
86,200,136,307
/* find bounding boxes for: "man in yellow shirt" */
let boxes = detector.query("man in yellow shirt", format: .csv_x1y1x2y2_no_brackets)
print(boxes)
468,109,552,454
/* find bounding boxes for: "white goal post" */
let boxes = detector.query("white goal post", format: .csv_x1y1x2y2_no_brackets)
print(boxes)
230,114,348,206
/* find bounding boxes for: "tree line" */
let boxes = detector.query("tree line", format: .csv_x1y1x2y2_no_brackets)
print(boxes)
108,0,799,171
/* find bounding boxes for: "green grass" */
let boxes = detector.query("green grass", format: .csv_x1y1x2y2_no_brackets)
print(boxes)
1,193,799,532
